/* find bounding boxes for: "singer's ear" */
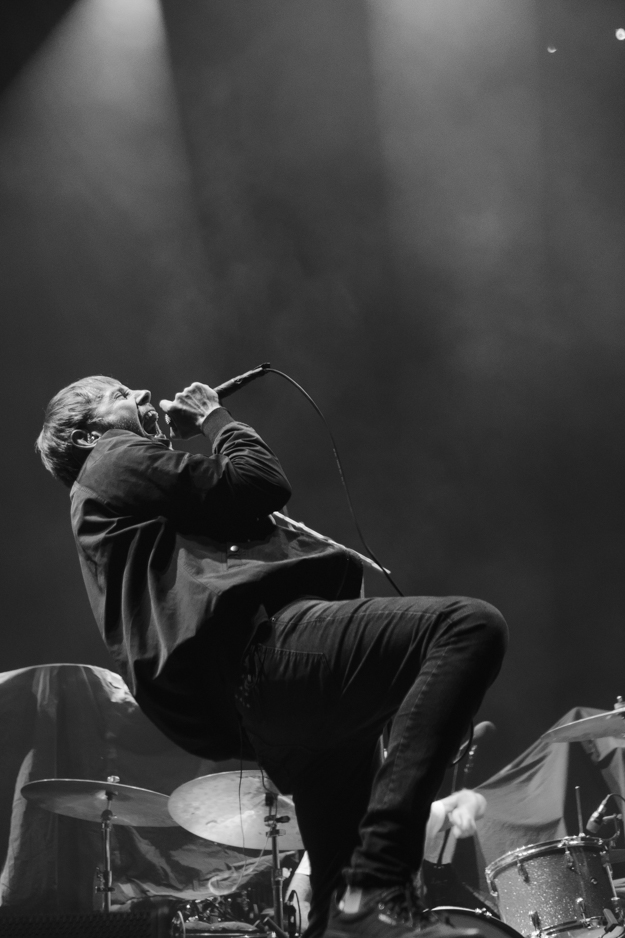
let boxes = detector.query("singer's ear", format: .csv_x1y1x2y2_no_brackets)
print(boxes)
71,428,102,450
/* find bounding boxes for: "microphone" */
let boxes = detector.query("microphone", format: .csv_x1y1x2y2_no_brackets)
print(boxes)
586,794,613,834
214,362,271,400
461,721,496,783
455,721,496,761
472,721,496,744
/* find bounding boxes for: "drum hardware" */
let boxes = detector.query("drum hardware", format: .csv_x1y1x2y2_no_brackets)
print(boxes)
168,772,302,851
179,923,261,936
604,906,623,931
283,894,299,938
96,777,115,913
264,789,290,934
576,789,585,843
574,899,588,926
21,775,178,915
433,907,524,938
486,837,625,938
565,844,575,872
174,892,274,938
169,772,303,937
259,915,289,938
20,776,178,826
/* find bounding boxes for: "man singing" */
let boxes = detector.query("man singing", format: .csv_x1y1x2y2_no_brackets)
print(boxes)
36,375,507,938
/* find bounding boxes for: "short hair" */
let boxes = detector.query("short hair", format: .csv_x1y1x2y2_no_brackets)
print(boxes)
35,375,117,488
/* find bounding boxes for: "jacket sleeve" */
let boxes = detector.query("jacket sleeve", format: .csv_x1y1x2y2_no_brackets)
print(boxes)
80,410,292,523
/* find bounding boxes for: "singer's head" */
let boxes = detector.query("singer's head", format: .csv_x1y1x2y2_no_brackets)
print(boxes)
36,376,167,487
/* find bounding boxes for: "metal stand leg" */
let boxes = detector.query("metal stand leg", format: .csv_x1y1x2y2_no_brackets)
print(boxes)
96,786,116,913
264,790,292,933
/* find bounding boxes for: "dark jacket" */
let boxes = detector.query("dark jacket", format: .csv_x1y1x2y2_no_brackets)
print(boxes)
70,408,363,759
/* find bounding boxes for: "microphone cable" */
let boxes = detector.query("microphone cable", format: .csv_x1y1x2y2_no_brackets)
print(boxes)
221,364,480,768
221,366,479,776
263,368,404,597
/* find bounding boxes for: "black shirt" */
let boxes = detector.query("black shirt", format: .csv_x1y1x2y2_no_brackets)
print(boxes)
70,408,363,759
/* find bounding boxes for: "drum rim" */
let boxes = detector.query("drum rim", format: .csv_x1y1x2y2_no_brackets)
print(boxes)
432,906,524,938
485,836,608,877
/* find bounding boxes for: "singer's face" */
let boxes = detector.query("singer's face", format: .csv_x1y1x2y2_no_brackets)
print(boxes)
88,379,167,441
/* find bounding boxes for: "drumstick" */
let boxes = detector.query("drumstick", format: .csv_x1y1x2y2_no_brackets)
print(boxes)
575,786,583,835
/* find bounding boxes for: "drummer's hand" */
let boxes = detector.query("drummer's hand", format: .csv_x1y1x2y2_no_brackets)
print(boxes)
159,382,221,439
440,789,487,839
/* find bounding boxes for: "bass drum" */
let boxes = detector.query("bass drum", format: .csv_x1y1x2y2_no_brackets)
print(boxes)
433,907,525,938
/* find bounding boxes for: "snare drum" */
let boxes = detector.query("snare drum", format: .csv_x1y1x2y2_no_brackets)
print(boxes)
486,837,623,938
433,907,524,938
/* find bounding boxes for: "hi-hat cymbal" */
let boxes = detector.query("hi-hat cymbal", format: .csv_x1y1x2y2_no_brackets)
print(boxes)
541,708,625,743
21,778,178,827
169,770,303,850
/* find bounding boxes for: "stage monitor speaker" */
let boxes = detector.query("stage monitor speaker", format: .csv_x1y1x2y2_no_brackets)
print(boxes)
0,907,181,937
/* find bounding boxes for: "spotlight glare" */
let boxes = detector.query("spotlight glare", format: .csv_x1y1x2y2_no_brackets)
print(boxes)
616,28,625,40
547,45,557,53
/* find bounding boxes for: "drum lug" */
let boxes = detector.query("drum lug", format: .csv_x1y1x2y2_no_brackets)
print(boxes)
517,857,530,883
565,845,576,872
530,910,542,935
576,897,588,925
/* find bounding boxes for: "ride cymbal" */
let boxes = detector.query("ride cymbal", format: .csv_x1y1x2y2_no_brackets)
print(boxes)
168,770,303,850
21,778,178,827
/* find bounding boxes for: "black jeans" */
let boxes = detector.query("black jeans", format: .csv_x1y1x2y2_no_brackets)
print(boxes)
234,595,507,937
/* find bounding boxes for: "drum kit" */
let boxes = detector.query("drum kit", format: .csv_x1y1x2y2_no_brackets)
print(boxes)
21,769,302,938
455,705,625,938
18,706,625,938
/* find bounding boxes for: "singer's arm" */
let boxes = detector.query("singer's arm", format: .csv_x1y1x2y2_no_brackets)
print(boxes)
74,404,292,524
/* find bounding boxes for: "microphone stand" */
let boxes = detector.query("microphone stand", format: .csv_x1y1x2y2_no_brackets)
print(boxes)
272,512,391,575
435,732,483,866
462,743,479,787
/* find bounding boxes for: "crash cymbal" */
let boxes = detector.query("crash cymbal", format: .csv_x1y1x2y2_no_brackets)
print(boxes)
541,708,625,743
21,778,178,827
169,770,303,850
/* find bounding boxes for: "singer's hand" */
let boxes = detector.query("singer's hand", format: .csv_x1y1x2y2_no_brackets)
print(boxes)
159,382,221,439
439,789,487,839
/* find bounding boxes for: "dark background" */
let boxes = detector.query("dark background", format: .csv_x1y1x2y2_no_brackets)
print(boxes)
1,0,625,786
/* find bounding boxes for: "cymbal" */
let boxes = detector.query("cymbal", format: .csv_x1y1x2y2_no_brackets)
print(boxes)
541,708,625,743
21,778,178,827
169,770,303,850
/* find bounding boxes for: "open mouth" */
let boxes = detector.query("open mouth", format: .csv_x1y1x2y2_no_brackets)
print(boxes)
140,408,164,439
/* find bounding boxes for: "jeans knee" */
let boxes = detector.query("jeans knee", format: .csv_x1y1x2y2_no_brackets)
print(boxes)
463,598,508,663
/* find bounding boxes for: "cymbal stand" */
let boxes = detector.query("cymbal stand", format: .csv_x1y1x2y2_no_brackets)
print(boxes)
95,778,118,913
264,791,291,934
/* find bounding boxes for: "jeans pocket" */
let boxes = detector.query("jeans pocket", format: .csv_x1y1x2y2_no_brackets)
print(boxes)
241,644,336,745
